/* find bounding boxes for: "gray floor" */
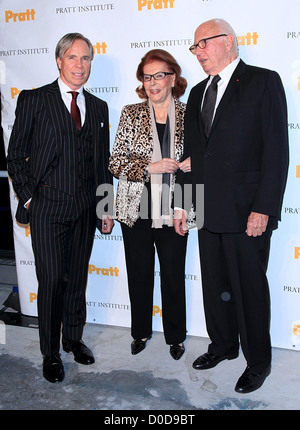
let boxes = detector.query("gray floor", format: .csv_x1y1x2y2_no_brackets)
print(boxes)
0,257,299,412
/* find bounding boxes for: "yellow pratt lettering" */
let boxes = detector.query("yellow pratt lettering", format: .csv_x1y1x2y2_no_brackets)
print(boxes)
5,9,35,23
138,0,174,11
138,0,147,10
293,324,300,336
237,32,258,46
93,42,107,54
11,87,21,99
152,305,162,316
30,292,37,302
88,264,119,276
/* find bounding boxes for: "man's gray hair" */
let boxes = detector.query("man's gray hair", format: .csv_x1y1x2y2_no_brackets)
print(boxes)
55,33,94,61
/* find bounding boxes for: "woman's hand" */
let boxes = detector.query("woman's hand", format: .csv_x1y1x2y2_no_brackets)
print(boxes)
148,158,179,174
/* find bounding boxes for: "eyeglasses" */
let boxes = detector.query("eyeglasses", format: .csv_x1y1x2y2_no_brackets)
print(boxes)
189,34,227,55
141,72,174,82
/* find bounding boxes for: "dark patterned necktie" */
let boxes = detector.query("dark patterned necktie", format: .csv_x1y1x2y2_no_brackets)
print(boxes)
201,75,221,138
68,91,81,130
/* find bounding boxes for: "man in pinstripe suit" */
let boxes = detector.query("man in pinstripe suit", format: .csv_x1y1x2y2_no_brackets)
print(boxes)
7,33,114,383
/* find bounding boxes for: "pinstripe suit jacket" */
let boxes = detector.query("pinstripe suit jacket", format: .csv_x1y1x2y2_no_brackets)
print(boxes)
7,79,112,225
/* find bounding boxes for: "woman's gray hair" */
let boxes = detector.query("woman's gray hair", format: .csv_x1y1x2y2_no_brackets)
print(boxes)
55,33,94,61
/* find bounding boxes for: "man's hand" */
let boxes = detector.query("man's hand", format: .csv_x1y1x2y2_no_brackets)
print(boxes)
101,216,114,234
246,211,269,237
178,157,191,173
173,209,188,236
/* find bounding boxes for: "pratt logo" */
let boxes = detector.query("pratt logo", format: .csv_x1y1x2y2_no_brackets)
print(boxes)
88,264,119,277
11,87,23,99
153,305,162,317
5,9,35,23
93,42,107,54
30,292,37,303
296,165,300,178
295,247,300,259
292,320,300,346
237,32,258,46
138,0,175,11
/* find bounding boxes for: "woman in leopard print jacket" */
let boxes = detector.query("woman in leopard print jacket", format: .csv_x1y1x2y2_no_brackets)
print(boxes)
109,49,190,361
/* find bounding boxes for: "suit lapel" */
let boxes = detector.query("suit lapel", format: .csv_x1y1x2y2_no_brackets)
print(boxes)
44,80,67,157
84,90,99,178
209,60,246,137
83,88,92,126
198,77,209,136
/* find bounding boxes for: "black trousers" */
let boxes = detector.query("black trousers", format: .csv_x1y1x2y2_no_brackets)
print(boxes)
29,186,96,357
198,228,272,373
121,218,187,345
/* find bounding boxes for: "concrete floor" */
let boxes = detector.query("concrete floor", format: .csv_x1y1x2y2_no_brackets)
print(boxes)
0,258,299,412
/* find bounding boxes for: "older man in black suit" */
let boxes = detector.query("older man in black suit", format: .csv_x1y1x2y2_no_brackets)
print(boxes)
7,33,114,383
174,19,289,393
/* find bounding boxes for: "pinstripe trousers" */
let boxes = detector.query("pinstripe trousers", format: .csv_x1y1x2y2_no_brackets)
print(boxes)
29,185,96,357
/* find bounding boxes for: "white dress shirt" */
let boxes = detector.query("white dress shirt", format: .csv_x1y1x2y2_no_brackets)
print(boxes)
202,57,240,119
58,77,86,126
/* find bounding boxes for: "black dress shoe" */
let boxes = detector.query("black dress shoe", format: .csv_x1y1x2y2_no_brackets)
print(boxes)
131,335,152,355
170,344,185,360
235,365,271,394
63,339,95,365
192,351,238,370
43,354,64,383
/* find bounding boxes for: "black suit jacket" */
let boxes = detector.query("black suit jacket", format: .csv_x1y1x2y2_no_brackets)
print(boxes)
7,80,112,225
177,60,289,233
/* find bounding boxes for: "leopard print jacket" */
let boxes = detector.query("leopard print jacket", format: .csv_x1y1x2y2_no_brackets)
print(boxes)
109,98,186,227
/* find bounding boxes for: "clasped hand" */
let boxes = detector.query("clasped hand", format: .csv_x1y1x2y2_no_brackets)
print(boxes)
148,157,191,174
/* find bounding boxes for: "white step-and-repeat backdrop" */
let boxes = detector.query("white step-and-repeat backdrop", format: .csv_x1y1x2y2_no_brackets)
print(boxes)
1,0,300,350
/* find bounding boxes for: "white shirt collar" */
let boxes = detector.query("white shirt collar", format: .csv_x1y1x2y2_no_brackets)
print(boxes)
217,57,240,86
57,77,84,96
